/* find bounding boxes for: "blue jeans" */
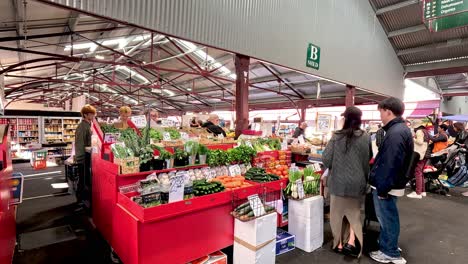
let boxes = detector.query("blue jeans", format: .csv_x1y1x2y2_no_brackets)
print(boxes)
372,189,401,258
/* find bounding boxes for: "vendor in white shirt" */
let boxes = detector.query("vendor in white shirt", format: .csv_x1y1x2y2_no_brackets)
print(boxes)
147,108,161,128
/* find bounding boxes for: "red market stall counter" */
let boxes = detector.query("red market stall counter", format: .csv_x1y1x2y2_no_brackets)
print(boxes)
0,124,16,264
91,154,210,248
112,180,283,264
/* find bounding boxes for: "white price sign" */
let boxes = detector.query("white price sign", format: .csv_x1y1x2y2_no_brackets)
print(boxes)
169,171,186,203
313,163,321,172
295,179,305,199
180,132,189,140
229,164,242,176
239,164,247,175
247,194,266,217
131,115,148,128
163,132,171,141
208,168,218,179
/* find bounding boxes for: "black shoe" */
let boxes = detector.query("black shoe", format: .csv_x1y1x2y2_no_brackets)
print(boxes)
333,246,343,254
343,243,359,258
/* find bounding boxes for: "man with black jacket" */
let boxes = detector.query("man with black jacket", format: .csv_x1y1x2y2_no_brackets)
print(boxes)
369,97,414,264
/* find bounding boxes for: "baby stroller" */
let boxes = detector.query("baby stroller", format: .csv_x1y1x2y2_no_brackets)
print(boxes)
416,143,467,195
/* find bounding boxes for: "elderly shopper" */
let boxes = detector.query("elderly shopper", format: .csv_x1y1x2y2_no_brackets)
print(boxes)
202,114,226,137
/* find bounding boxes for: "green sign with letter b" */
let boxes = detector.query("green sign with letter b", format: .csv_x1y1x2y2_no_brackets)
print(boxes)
306,43,320,70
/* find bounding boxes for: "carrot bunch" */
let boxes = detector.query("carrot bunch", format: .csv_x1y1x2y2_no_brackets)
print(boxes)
211,175,252,190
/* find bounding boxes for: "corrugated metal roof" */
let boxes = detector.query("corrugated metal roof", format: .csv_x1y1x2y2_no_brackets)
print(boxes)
401,45,468,65
393,26,468,50
372,0,406,9
379,3,422,32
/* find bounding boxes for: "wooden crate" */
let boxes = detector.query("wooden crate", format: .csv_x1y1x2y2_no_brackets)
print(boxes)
114,157,140,174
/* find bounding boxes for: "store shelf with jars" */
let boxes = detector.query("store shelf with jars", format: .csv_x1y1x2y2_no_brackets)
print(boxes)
63,118,80,143
43,118,64,143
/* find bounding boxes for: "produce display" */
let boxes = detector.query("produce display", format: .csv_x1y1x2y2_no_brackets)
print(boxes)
193,179,225,196
244,167,280,183
285,167,321,199
226,145,257,164
231,201,276,221
101,123,120,133
207,149,230,167
210,175,253,190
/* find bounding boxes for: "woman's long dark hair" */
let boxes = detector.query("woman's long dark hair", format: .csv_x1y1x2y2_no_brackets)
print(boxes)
339,111,362,152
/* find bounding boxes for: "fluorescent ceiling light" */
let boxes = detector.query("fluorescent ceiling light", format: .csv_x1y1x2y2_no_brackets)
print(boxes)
163,89,175,96
176,39,236,79
95,55,105,60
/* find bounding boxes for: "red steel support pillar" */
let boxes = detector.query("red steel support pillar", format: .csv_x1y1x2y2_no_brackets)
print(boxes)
299,107,306,124
235,54,250,138
345,85,356,107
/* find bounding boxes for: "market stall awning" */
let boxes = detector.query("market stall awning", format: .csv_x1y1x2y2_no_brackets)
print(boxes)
442,115,468,122
405,100,440,118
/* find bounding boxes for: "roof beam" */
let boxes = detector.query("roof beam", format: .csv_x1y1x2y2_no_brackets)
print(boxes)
11,0,26,63
405,58,468,78
398,37,468,56
55,11,80,54
388,24,427,38
375,0,419,15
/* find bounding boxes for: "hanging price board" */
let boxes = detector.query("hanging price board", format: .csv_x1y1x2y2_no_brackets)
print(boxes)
163,132,171,141
295,179,305,199
247,194,266,217
130,115,148,128
169,171,186,203
229,164,242,176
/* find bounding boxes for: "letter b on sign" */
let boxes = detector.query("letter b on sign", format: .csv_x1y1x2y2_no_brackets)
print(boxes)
306,43,321,70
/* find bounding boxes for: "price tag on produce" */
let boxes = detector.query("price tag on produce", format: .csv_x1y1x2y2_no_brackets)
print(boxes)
247,194,266,217
180,132,189,141
229,165,242,176
298,135,305,144
290,163,299,172
239,164,247,175
201,167,211,179
295,179,305,199
163,132,171,141
208,168,217,180
281,140,288,151
313,163,321,172
169,171,186,203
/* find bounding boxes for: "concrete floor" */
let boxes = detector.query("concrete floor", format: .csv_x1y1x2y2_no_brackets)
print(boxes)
12,163,468,264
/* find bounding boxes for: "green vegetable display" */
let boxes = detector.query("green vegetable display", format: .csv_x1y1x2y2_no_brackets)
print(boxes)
232,201,276,221
198,144,209,156
285,169,302,197
244,168,280,182
164,128,181,140
111,143,133,159
173,148,188,160
228,145,257,164
184,141,200,156
207,149,230,167
193,179,225,196
101,124,120,133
